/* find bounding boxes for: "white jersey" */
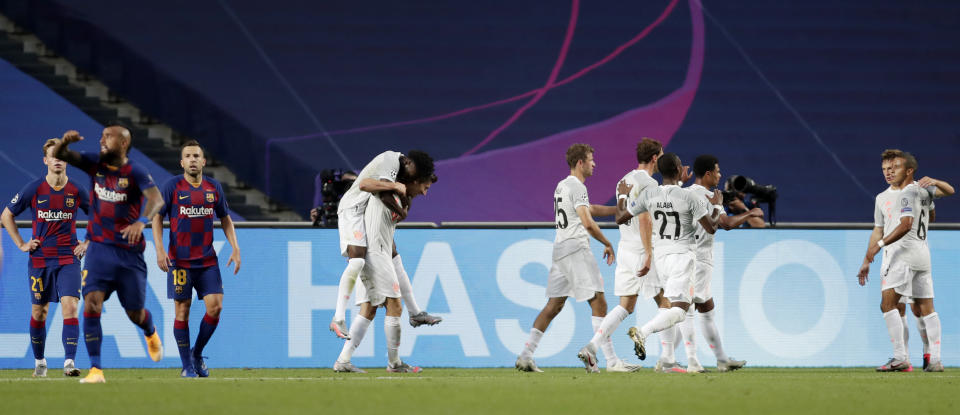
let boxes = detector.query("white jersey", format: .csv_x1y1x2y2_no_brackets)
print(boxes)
617,169,659,248
688,183,723,263
874,182,934,271
363,192,399,255
627,184,709,256
553,175,591,257
337,151,403,214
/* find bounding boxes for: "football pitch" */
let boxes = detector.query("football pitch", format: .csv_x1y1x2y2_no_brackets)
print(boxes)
1,367,958,414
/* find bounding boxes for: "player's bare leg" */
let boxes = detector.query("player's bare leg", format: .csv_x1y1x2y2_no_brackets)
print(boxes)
335,302,376,373
384,297,421,373
912,298,942,372
517,297,566,372
59,296,81,376
30,303,49,377
80,291,106,383
331,245,367,339
877,289,910,371
173,298,197,377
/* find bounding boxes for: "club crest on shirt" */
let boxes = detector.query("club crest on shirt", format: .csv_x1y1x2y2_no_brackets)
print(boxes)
205,192,215,203
900,197,908,207
66,197,75,207
118,178,129,189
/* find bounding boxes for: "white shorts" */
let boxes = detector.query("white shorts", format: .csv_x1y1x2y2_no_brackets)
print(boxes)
353,250,400,307
654,252,695,304
614,245,660,299
338,208,367,257
881,261,934,299
692,261,712,304
545,247,604,302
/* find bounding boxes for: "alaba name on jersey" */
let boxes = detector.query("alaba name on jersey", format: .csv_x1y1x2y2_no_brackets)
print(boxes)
338,151,402,215
553,176,591,256
627,184,709,256
687,183,724,263
874,182,935,271
76,152,156,252
617,169,658,248
159,175,229,268
5,178,90,268
363,192,399,254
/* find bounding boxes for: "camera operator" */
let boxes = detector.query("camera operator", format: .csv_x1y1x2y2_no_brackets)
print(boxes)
724,192,767,228
311,170,357,226
721,175,777,228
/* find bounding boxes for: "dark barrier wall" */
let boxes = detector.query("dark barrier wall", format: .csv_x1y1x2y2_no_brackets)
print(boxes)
1,0,956,221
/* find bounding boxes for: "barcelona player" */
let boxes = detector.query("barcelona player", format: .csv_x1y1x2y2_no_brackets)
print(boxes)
1,138,90,377
52,126,166,383
151,139,240,377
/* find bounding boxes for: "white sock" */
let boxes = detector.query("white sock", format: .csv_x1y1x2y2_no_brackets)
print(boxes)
923,312,941,362
520,328,544,360
640,307,684,340
592,316,618,365
679,309,697,360
337,315,372,363
589,305,628,349
699,309,728,362
916,315,930,355
660,324,677,364
385,315,402,366
901,314,910,359
334,258,365,321
883,310,907,361
393,255,422,316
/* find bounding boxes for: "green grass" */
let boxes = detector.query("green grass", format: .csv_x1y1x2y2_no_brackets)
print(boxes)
2,367,958,414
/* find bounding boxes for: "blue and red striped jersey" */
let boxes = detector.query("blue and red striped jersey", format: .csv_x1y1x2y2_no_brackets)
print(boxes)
159,175,228,268
5,178,90,268
77,152,157,252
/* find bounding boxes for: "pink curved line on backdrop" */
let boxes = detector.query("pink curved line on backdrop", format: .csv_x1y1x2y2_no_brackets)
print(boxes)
266,0,679,143
406,0,704,222
461,0,580,156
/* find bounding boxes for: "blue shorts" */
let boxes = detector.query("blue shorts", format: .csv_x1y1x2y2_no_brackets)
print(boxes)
82,242,148,310
167,266,223,301
28,263,82,305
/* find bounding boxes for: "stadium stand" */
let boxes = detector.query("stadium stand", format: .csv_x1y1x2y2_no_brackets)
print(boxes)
0,0,955,222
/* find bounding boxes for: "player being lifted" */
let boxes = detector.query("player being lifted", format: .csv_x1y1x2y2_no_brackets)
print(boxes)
616,153,721,363
333,174,437,373
858,150,953,372
52,126,166,383
1,139,90,377
677,155,761,372
151,140,241,377
576,139,663,373
328,150,441,340
516,143,619,373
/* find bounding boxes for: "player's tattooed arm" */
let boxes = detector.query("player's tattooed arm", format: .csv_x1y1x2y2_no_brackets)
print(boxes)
916,176,955,198
379,191,407,222
858,226,884,285
360,178,407,197
52,130,85,167
614,180,634,225
719,208,763,230
1,207,39,252
577,205,615,265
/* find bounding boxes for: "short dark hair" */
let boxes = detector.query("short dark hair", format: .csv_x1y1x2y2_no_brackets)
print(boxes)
693,154,719,178
657,153,682,179
881,149,918,172
181,139,204,156
636,138,662,164
566,143,594,168
406,150,435,182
